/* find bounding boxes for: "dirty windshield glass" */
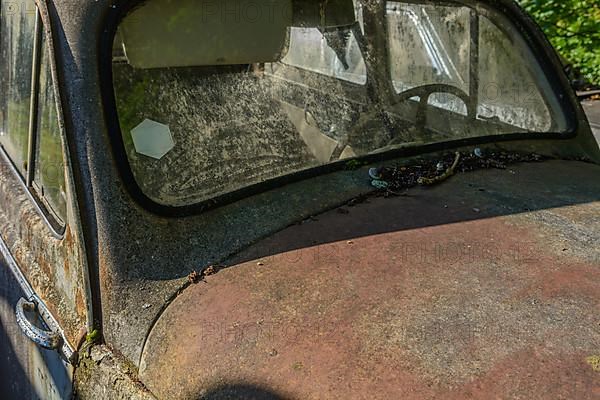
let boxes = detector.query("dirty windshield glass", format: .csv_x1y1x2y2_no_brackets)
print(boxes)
112,0,567,207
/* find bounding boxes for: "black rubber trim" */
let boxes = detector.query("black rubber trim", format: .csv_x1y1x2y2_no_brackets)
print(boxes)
98,0,579,218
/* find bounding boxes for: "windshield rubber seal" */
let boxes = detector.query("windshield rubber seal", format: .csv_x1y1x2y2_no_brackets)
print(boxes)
98,0,580,218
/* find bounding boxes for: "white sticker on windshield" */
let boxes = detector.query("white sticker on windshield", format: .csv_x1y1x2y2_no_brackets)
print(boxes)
131,119,174,160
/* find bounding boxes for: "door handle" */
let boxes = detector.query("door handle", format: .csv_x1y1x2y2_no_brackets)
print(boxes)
16,297,62,350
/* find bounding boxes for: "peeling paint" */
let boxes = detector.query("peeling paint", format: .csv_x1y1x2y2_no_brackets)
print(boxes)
0,151,87,348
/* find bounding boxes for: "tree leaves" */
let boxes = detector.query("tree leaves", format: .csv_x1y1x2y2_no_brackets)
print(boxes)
519,0,600,84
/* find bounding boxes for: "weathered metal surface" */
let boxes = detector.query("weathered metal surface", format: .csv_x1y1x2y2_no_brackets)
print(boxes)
139,161,600,399
1,0,599,395
0,0,94,356
0,150,88,348
48,0,600,370
74,345,156,400
1,251,73,400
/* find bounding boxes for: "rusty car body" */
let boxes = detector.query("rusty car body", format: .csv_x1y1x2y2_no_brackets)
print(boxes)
0,0,598,398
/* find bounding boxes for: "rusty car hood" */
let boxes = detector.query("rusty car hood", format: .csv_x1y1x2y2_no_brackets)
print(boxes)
138,160,600,399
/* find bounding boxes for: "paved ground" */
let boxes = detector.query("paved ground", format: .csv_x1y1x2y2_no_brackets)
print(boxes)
582,100,600,144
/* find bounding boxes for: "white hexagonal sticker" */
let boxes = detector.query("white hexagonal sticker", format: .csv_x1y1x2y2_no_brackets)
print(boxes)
131,119,174,160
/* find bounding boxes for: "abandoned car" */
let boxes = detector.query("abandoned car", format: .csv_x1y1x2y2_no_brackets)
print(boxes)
0,0,599,398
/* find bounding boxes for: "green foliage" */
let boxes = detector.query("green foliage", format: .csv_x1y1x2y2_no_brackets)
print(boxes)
518,0,600,84
85,329,100,344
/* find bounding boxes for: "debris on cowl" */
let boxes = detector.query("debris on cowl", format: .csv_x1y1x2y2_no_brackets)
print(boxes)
368,150,546,196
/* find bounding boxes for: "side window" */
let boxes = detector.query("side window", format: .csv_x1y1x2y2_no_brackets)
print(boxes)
32,33,67,222
0,2,67,227
0,0,36,175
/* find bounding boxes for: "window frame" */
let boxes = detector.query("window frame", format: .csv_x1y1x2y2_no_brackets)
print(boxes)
99,0,579,218
0,5,68,237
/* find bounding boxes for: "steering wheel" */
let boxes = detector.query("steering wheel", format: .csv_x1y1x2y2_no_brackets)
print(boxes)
390,84,474,132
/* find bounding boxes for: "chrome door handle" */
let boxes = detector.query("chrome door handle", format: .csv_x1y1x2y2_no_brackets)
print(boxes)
16,297,62,350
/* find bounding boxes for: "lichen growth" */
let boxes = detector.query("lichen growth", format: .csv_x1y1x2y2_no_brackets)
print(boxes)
586,355,600,372
292,361,304,371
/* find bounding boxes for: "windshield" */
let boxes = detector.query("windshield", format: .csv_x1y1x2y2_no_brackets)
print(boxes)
111,0,567,207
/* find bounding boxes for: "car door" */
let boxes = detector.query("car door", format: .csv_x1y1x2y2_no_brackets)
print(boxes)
0,1,91,398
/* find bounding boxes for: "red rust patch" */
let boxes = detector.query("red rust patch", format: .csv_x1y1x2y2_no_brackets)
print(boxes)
140,204,600,399
75,288,86,317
